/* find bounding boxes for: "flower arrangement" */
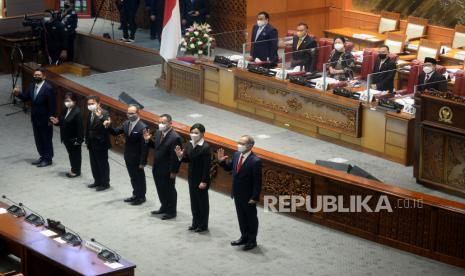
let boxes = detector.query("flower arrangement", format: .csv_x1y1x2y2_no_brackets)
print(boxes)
180,23,214,57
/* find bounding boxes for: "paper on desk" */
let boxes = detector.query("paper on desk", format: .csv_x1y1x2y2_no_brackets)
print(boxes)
53,237,67,244
352,33,375,39
407,43,418,50
40,229,58,237
104,262,124,269
0,208,7,214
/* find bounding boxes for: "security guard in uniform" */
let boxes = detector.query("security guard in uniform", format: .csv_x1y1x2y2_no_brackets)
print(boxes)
44,10,68,64
61,0,78,61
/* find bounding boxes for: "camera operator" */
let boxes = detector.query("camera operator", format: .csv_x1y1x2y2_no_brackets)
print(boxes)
43,10,68,64
60,0,78,61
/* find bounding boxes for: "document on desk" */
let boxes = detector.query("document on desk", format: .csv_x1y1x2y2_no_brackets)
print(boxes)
352,33,375,40
453,51,465,60
53,237,67,244
104,262,124,269
40,229,58,237
0,208,7,214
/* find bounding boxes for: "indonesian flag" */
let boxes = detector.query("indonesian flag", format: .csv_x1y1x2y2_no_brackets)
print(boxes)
160,0,182,61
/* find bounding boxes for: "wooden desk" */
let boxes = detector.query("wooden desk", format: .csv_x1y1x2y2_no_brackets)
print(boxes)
440,48,465,66
324,27,386,50
19,62,465,269
0,202,135,276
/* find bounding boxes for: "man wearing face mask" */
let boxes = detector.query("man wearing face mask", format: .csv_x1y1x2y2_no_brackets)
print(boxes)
417,57,447,92
175,123,212,232
291,23,317,72
50,92,83,177
43,10,68,64
85,95,111,191
217,135,262,251
13,68,56,167
60,0,78,61
104,105,149,205
250,11,278,65
143,114,182,219
370,45,397,92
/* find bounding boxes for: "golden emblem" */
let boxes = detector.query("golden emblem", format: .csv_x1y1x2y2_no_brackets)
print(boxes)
438,106,453,124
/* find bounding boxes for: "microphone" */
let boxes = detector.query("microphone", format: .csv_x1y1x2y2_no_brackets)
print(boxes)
90,238,121,263
61,226,83,247
19,202,45,226
2,195,26,217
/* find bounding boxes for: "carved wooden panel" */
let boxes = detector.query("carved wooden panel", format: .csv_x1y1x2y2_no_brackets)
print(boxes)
168,62,204,102
208,0,246,52
446,135,465,190
93,0,120,22
420,127,445,184
435,209,465,259
234,76,362,137
262,164,312,196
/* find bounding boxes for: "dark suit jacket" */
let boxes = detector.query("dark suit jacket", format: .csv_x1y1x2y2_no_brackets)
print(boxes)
291,35,317,72
150,0,165,19
180,0,209,25
147,128,182,175
179,141,212,187
16,81,56,126
219,151,262,201
251,23,278,64
109,120,148,166
417,71,448,92
371,57,397,92
56,106,83,144
85,109,111,150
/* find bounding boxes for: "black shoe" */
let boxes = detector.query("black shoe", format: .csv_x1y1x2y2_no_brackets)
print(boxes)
151,209,165,215
87,183,99,188
31,158,42,165
96,185,110,191
37,161,52,167
66,172,80,178
231,238,248,246
161,214,176,220
124,196,137,203
194,227,208,233
131,198,146,205
243,242,257,251
188,225,198,231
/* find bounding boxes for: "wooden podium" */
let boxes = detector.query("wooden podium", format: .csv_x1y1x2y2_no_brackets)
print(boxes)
415,91,465,197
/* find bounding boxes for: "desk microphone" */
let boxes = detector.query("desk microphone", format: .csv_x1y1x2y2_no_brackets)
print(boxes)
18,202,45,226
2,195,26,217
61,226,83,247
91,238,121,263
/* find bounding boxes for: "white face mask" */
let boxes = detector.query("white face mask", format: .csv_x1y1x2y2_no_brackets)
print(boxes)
158,123,168,132
257,20,266,27
190,133,200,141
334,43,344,51
87,104,97,112
237,144,248,153
64,101,73,108
423,66,433,74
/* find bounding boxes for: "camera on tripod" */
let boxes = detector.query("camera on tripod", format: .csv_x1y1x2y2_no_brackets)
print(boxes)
22,10,62,35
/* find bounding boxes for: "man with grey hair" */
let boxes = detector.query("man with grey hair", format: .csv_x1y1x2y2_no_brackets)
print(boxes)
104,104,149,205
217,135,262,251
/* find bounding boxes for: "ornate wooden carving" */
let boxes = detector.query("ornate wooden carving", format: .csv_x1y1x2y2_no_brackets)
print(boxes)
420,127,445,184
208,0,246,52
168,62,204,102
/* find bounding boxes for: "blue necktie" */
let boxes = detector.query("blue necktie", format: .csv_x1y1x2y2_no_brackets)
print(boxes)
33,85,39,101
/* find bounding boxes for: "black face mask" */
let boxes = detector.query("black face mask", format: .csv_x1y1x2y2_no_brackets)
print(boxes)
378,54,387,60
33,77,43,83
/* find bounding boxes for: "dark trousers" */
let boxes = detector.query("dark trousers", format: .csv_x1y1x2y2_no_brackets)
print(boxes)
152,20,163,41
234,198,258,243
153,170,177,215
89,148,110,187
121,8,137,39
126,161,146,199
67,33,76,62
32,122,54,162
64,141,81,174
189,183,209,229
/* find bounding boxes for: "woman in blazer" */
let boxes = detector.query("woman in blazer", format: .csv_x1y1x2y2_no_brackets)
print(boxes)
50,92,84,178
175,123,212,232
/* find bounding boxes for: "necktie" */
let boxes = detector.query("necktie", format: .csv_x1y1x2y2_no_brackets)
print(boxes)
255,26,263,41
129,122,136,134
296,38,303,49
65,108,71,119
425,73,430,83
33,85,39,101
90,113,95,124
236,155,244,173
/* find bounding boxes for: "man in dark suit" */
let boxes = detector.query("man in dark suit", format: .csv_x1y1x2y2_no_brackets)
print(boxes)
180,0,209,28
217,135,262,251
13,68,55,167
143,114,182,220
120,0,139,42
370,45,397,92
149,0,165,42
250,11,278,65
105,105,148,205
85,95,111,191
417,57,447,92
290,23,317,72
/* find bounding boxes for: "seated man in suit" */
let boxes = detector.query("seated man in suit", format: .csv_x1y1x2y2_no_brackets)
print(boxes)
250,11,278,65
370,45,397,92
13,68,55,167
290,23,317,72
417,57,447,92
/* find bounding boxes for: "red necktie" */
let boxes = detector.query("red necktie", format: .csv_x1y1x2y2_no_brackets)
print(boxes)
236,155,244,173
